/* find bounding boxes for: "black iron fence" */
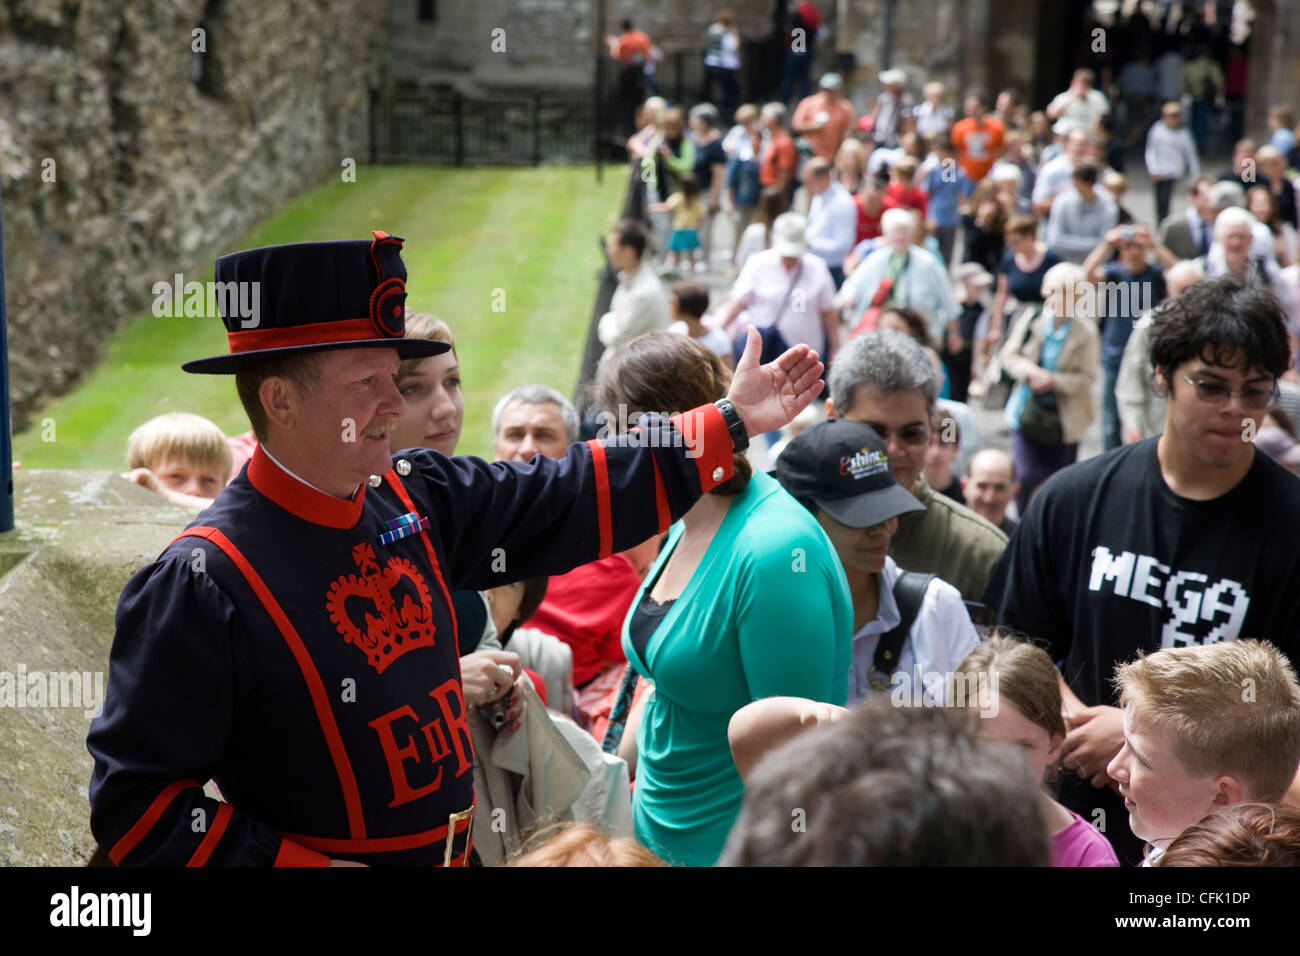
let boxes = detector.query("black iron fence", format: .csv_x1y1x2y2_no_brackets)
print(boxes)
368,37,784,167
369,85,602,166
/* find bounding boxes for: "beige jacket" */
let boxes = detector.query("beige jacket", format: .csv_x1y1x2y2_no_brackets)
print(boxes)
999,305,1100,445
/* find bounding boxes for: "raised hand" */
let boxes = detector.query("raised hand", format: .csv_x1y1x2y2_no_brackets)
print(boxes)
726,325,825,436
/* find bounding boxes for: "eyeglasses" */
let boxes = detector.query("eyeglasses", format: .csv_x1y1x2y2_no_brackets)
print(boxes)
1178,371,1278,410
862,421,930,446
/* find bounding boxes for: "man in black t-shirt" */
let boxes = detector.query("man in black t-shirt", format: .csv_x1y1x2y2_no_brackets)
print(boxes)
985,276,1300,864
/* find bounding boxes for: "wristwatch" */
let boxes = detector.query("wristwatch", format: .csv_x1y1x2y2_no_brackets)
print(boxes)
714,398,750,454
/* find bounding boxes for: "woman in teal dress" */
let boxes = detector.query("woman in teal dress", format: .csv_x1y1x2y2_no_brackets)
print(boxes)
595,332,853,866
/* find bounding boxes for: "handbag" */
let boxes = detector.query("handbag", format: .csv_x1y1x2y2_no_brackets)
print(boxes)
1018,390,1063,445
1017,311,1064,444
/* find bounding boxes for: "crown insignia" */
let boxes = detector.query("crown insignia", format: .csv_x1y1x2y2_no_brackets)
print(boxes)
326,541,435,673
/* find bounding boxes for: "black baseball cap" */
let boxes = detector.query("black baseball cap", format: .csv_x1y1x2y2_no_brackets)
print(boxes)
776,419,925,528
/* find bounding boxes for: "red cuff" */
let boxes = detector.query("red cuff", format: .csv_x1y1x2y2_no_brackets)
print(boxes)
274,837,332,867
670,404,734,493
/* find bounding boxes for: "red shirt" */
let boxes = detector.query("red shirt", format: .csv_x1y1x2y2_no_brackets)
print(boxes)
951,116,1005,181
854,194,883,244
524,554,640,686
883,181,928,218
612,30,653,67
759,132,799,189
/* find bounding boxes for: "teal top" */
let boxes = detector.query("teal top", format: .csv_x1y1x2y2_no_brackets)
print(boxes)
1006,310,1073,431
622,471,853,866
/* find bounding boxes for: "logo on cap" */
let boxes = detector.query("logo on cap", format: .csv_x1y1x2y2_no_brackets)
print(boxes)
841,447,889,481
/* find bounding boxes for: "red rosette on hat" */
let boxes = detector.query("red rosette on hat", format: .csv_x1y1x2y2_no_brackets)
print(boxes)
369,276,407,338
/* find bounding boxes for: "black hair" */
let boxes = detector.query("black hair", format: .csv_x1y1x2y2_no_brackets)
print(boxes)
1148,274,1290,385
671,282,710,320
499,577,549,647
1072,162,1098,187
611,218,648,259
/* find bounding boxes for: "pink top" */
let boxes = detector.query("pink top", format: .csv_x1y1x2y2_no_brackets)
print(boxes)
1052,808,1121,867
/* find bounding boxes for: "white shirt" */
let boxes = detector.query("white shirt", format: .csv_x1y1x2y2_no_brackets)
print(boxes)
1032,153,1079,206
668,320,732,359
597,263,672,361
1047,88,1110,129
729,249,836,351
806,180,859,269
703,24,740,70
261,443,361,500
847,556,980,705
1145,121,1201,179
913,100,953,140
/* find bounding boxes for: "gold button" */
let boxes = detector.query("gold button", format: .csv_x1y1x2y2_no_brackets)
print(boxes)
396,459,412,476
712,466,724,481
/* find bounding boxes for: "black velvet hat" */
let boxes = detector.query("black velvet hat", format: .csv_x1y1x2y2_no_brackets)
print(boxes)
182,230,450,374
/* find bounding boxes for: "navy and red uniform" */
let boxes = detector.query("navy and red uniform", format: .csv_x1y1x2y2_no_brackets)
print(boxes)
87,409,733,866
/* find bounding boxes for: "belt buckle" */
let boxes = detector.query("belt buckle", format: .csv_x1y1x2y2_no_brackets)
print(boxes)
444,805,475,867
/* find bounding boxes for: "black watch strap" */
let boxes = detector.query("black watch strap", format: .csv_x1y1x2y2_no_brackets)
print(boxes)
714,398,750,454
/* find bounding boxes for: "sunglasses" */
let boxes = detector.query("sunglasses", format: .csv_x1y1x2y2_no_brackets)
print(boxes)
862,421,930,446
1178,371,1278,411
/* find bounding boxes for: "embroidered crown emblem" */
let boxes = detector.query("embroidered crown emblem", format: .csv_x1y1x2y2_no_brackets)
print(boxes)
326,541,435,673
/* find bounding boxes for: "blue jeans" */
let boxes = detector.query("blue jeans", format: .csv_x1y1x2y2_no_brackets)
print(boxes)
780,50,813,104
1102,362,1121,452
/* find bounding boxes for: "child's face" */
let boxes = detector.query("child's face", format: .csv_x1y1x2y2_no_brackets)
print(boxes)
154,457,227,499
389,351,464,458
1107,706,1231,849
977,701,1061,784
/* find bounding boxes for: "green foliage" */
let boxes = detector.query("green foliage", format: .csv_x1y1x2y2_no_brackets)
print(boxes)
14,166,622,468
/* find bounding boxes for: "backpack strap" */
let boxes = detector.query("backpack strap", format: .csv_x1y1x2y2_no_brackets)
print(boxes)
868,571,935,691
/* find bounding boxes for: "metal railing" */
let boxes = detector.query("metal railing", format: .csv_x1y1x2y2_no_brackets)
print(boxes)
369,85,601,166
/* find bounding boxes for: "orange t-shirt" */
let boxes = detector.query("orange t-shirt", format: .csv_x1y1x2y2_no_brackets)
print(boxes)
792,95,856,161
950,116,1005,181
613,30,652,67
759,132,798,188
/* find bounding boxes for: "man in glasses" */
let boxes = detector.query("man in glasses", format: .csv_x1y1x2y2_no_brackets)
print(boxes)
985,274,1300,864
825,330,1008,603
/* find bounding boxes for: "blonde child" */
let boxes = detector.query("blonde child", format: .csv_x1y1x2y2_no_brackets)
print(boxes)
648,174,707,275
957,635,1120,866
1108,640,1300,866
123,412,232,508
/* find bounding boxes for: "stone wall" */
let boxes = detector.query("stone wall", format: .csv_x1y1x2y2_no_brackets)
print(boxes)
1,0,377,432
384,0,778,90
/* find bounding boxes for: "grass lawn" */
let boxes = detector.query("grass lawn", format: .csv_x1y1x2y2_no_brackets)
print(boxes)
12,165,625,468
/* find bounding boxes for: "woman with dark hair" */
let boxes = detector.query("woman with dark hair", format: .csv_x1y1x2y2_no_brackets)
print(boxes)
595,331,852,866
1159,803,1300,867
960,179,1008,275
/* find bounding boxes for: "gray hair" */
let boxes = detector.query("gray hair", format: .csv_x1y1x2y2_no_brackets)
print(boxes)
1207,180,1246,212
880,207,916,238
828,330,939,417
760,102,787,126
1213,205,1257,240
491,385,579,443
688,102,720,130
